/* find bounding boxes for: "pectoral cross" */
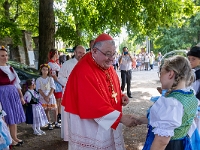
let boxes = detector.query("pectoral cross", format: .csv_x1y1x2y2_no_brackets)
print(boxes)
112,91,118,103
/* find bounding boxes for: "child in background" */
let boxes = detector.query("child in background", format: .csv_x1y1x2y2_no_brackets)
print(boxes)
48,49,63,124
134,56,198,150
36,64,58,130
24,79,48,135
187,46,200,127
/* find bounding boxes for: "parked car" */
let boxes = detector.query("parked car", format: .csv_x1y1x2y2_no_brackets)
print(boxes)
7,61,40,93
160,50,188,68
162,50,188,60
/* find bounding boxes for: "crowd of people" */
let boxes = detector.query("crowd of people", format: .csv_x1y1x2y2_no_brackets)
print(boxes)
0,33,200,150
113,50,163,72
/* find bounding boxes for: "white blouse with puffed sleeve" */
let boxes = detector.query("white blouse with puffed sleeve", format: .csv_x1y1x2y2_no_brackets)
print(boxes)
149,96,184,137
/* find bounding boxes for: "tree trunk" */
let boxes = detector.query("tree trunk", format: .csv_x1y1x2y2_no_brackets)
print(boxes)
150,40,154,51
39,0,55,67
3,0,10,19
198,31,200,44
75,23,81,45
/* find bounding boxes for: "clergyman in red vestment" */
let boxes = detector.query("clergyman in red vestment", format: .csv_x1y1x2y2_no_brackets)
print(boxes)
62,33,136,150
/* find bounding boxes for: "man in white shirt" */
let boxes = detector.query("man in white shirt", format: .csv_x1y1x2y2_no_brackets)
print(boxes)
58,45,86,141
119,47,134,98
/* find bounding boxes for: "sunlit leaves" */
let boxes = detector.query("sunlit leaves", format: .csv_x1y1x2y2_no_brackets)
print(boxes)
0,0,197,48
0,19,22,45
0,0,39,44
153,10,200,54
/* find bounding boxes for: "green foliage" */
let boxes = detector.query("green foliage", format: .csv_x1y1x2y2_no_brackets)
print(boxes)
119,37,138,53
0,0,39,45
16,0,39,36
54,0,122,46
58,48,66,53
152,9,200,55
0,19,22,45
0,0,198,52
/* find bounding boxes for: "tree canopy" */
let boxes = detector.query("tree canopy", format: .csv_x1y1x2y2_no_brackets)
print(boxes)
55,0,195,46
0,0,199,64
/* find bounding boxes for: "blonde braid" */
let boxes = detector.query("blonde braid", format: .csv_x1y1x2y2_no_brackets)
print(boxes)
165,74,181,96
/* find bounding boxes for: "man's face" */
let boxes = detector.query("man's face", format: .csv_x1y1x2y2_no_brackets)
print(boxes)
92,41,116,69
123,47,128,55
74,46,86,61
123,48,128,52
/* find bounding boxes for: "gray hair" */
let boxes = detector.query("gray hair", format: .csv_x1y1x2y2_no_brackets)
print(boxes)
93,40,115,49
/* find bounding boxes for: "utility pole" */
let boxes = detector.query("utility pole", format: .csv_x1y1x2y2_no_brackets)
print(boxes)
146,36,150,53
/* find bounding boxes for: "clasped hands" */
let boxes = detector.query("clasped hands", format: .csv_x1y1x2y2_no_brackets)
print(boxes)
44,95,50,103
120,114,146,127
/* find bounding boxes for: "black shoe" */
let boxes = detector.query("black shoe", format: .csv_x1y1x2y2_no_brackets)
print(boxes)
57,114,61,123
128,95,133,98
48,123,54,130
18,140,24,145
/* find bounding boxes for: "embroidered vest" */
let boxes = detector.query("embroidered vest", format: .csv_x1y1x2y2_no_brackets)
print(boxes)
39,77,51,91
0,67,16,85
167,90,198,140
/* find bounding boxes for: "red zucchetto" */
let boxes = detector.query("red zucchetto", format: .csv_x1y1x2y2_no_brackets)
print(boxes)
94,33,113,45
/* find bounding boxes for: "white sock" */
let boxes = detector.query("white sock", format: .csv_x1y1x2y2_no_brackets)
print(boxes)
32,124,38,133
37,126,41,132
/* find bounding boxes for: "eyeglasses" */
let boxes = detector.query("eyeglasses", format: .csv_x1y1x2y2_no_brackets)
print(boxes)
95,47,116,58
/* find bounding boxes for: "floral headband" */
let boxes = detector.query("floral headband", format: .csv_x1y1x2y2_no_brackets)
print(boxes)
0,46,7,51
40,64,50,70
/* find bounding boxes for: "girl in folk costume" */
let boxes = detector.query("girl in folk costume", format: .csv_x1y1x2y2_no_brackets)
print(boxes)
135,56,198,150
48,49,62,125
36,64,58,130
24,79,48,135
0,46,25,146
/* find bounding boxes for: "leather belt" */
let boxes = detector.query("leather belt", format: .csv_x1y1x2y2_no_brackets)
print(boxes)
121,70,131,72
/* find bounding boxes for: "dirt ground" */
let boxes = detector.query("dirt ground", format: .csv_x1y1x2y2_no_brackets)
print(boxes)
14,68,160,150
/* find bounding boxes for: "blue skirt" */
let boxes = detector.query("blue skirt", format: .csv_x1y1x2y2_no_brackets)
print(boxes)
190,128,200,150
0,85,25,125
25,104,33,124
54,80,62,93
143,125,193,150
